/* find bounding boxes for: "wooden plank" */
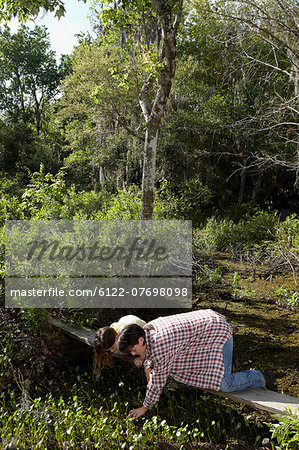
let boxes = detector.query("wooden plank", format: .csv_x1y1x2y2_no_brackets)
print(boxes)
49,317,96,346
207,388,299,416
49,317,299,416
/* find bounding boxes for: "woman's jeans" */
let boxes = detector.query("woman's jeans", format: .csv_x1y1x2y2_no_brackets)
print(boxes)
220,337,265,392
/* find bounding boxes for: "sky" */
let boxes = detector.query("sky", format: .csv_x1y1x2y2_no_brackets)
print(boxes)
5,0,94,60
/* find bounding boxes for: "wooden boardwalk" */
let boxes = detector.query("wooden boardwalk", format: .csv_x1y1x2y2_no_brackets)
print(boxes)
49,317,299,416
50,317,95,347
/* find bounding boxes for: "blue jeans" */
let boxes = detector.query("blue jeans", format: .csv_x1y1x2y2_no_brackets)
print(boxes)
220,337,265,392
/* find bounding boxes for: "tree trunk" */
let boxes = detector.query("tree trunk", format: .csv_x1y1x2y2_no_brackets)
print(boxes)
140,1,182,220
251,170,263,202
99,165,105,186
238,168,246,205
141,127,158,219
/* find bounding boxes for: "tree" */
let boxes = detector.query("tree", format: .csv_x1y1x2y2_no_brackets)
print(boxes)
91,0,183,218
0,0,183,219
58,40,144,189
2,0,297,212
0,25,66,175
0,25,63,135
0,0,67,21
138,0,183,219
207,0,299,188
148,0,298,210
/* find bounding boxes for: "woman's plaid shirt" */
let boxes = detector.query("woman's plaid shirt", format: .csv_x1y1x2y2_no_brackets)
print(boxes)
142,310,232,409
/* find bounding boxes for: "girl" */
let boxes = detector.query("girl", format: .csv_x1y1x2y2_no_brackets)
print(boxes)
93,315,150,379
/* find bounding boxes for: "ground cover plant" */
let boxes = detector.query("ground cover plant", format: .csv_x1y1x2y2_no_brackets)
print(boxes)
266,408,299,450
1,204,298,448
1,186,298,448
0,315,273,450
0,377,269,449
1,249,298,449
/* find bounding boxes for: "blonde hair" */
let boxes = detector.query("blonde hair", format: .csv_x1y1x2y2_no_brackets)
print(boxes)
93,326,117,377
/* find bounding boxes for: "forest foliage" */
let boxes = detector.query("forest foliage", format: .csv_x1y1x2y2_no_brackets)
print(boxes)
0,2,298,448
0,0,297,219
0,0,298,277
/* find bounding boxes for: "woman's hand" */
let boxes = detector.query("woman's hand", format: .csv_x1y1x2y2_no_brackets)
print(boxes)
129,406,148,419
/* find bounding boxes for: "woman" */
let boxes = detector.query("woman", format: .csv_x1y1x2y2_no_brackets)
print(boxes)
93,315,149,379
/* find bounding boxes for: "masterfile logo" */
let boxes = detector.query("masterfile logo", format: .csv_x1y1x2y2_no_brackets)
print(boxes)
26,237,168,267
5,220,191,276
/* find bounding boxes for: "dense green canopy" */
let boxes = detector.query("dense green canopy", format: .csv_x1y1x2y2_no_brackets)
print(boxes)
0,0,298,218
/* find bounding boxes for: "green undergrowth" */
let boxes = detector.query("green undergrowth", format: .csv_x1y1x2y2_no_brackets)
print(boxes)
266,408,299,450
0,358,270,449
0,304,273,448
194,213,299,272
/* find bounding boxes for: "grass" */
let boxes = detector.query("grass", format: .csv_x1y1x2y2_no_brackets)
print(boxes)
0,363,267,449
0,305,270,449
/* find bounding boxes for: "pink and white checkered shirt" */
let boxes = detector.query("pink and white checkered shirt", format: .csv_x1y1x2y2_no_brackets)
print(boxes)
142,309,232,409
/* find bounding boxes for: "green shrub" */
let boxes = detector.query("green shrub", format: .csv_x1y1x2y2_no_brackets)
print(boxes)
61,187,110,219
97,185,141,219
195,211,279,254
0,175,26,225
266,408,299,450
19,309,49,335
276,288,299,309
154,178,212,222
21,167,65,218
267,215,299,258
153,179,180,219
278,215,299,248
19,166,110,219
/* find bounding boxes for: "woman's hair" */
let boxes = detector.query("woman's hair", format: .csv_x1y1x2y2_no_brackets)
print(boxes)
118,324,145,353
93,326,117,377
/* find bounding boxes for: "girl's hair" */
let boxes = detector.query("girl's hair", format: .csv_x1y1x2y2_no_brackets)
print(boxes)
93,326,117,377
